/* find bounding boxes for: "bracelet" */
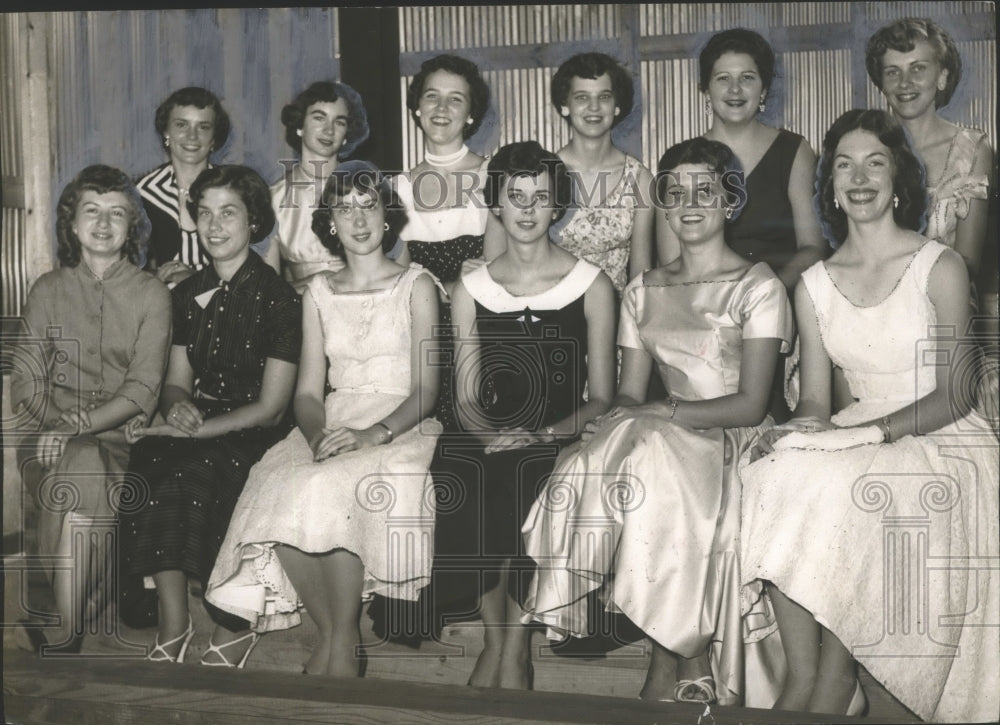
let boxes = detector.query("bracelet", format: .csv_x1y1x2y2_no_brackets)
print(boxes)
879,416,892,444
374,421,393,444
667,397,678,420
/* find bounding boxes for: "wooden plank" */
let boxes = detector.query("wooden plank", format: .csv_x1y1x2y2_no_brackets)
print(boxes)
2,648,902,725
21,12,53,289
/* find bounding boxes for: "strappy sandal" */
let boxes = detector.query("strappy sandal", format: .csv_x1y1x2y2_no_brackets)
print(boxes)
201,631,260,668
673,675,717,704
147,617,194,663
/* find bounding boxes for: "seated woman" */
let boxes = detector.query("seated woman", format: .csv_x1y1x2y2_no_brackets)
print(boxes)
549,52,654,293
741,109,999,721
866,18,994,286
121,166,301,663
263,80,372,291
441,141,615,688
137,87,235,286
204,162,443,676
521,137,793,706
10,165,171,652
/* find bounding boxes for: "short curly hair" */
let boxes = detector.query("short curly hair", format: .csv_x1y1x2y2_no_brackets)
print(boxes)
550,52,634,127
154,86,232,153
655,137,747,221
406,54,491,139
280,80,370,159
698,28,776,93
485,141,573,222
185,166,276,246
816,109,927,246
865,18,962,109
56,165,152,268
310,160,406,257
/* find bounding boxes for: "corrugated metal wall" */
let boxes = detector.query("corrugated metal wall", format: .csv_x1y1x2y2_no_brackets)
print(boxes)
398,2,996,178
1,14,27,316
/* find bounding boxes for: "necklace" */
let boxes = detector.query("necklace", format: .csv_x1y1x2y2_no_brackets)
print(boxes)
425,145,469,168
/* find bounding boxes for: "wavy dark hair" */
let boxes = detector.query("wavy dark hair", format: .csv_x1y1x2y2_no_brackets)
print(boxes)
485,141,573,222
56,165,152,268
280,80,370,159
406,54,491,139
550,52,634,127
185,166,276,245
310,160,406,257
655,137,747,221
816,109,927,246
865,18,962,109
698,28,776,93
154,86,232,153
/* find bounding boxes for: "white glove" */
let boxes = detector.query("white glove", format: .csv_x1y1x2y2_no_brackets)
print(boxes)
773,425,883,452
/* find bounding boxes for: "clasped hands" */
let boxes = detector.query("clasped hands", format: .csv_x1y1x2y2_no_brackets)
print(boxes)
309,426,383,462
125,401,203,443
33,407,96,468
484,427,556,453
750,416,888,461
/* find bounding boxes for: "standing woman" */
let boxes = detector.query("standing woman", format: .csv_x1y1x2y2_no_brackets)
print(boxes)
122,166,301,663
263,80,372,291
550,52,655,293
10,165,171,651
661,29,825,289
866,18,994,289
522,138,792,705
741,110,998,720
137,87,233,286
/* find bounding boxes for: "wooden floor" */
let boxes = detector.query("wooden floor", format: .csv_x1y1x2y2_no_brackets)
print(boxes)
2,549,920,725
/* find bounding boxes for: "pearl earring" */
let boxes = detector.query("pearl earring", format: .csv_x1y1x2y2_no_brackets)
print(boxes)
893,194,899,209
384,222,390,231
466,118,473,125
329,224,337,236
164,136,170,147
834,198,840,210
415,109,421,118
296,129,303,137
725,207,733,219
758,98,766,113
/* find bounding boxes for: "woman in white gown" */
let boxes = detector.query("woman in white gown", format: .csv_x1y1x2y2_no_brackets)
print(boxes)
204,161,442,676
741,109,999,721
521,137,793,704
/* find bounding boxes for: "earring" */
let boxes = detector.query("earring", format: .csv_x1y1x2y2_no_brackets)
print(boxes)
329,224,337,236
758,98,766,113
296,129,303,137
466,117,473,125
164,136,170,147
415,109,421,118
704,98,713,118
833,198,840,210
724,207,733,220
383,222,390,232
893,194,899,209
560,107,570,117
249,224,257,232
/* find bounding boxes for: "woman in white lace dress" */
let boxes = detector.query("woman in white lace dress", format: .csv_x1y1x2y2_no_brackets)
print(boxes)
204,162,442,676
741,109,998,721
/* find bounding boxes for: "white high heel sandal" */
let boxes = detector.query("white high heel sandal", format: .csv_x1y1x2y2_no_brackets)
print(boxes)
200,631,261,668
147,616,195,663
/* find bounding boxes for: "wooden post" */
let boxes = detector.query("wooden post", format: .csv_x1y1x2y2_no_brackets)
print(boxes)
21,12,54,287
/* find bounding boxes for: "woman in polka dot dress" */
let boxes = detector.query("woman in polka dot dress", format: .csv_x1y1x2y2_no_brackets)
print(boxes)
121,166,301,664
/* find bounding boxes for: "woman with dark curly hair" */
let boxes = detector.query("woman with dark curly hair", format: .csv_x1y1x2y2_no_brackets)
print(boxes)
665,29,825,290
121,165,301,664
204,161,442,675
866,18,994,290
741,109,999,720
10,165,171,653
137,87,234,286
549,52,655,293
523,138,791,705
263,80,374,290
